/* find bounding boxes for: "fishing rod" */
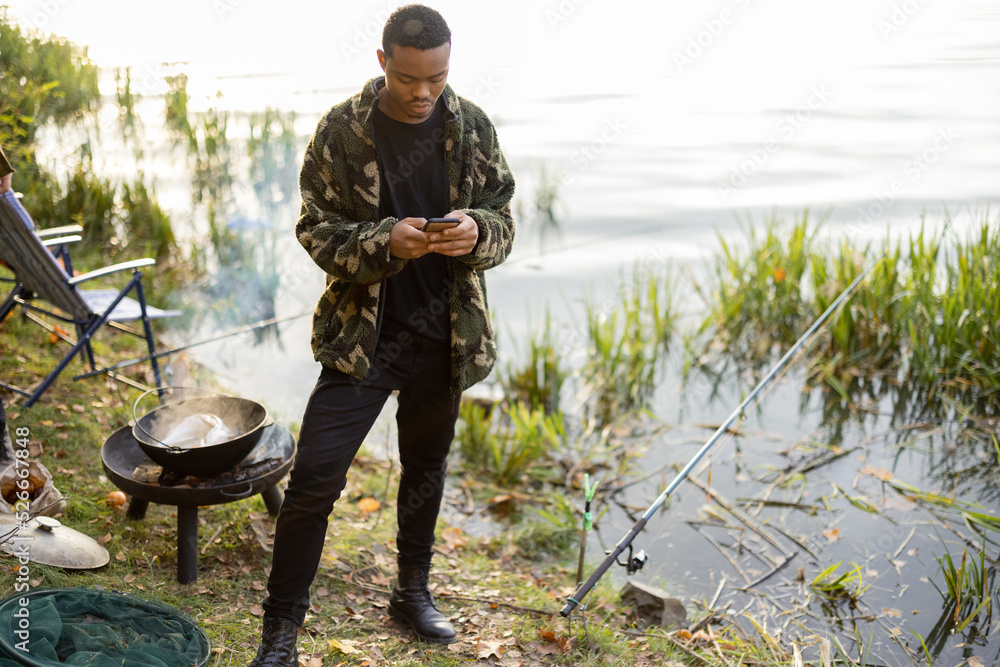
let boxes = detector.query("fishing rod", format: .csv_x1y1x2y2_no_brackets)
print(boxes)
73,309,312,381
561,254,885,617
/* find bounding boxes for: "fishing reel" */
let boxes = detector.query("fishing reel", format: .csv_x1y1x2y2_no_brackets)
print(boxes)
613,544,648,575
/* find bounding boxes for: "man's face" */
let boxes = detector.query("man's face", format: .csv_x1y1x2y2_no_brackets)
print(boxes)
377,43,451,123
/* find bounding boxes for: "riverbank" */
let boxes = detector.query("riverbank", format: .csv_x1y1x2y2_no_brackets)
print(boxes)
1,310,801,666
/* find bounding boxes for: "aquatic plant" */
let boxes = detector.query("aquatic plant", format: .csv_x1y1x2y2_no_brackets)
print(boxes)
883,475,1000,540
513,162,563,252
809,561,869,604
455,400,565,486
499,309,566,415
694,211,818,364
114,66,138,137
698,211,1000,417
933,545,995,632
164,73,197,153
120,181,175,260
247,107,300,213
580,264,679,427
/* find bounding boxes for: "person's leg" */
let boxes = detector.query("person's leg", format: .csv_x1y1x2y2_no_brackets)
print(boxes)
394,344,460,566
388,342,461,643
262,366,391,620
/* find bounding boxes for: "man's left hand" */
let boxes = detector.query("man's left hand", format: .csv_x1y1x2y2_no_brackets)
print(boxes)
427,210,478,256
0,174,11,194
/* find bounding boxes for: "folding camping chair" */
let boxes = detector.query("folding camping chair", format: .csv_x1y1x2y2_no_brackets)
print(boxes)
0,190,181,408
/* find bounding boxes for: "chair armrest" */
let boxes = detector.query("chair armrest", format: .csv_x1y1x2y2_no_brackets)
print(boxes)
68,258,156,285
41,235,82,247
37,225,85,238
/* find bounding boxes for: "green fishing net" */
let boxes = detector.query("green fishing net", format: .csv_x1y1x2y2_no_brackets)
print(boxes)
0,589,210,667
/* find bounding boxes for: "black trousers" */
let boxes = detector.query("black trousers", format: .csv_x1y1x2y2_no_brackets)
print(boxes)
262,337,460,625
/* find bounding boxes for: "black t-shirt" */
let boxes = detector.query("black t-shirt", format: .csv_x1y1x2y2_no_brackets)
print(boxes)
373,96,452,343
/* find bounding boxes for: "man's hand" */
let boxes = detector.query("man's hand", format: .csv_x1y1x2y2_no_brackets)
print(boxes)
390,217,432,259
0,173,11,194
427,210,478,256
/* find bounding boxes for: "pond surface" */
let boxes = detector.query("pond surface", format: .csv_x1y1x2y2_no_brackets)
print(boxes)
11,0,1000,663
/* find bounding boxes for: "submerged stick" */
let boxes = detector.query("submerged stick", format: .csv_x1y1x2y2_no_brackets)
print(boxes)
560,255,884,617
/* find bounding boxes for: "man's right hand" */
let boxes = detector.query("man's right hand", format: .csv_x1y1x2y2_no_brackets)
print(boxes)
0,174,11,194
389,217,431,259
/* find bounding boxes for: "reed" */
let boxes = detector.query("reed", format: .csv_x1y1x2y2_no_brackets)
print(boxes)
699,211,1000,416
164,73,197,153
580,265,678,426
696,211,818,365
499,309,566,415
932,544,995,632
455,400,565,487
247,108,300,212
809,561,869,604
513,162,563,252
114,66,138,137
120,181,176,260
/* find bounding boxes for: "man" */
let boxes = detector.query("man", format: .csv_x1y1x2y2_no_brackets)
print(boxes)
249,5,515,665
0,145,12,194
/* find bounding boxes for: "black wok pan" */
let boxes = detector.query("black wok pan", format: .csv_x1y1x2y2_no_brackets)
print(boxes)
132,389,269,477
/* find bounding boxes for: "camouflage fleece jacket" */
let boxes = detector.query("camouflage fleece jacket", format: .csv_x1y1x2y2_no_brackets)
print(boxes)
296,76,516,392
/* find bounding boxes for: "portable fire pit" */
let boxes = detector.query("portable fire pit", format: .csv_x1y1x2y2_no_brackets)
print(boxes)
101,422,295,583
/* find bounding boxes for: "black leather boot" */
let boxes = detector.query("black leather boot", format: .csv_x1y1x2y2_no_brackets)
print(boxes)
388,562,456,644
248,615,299,667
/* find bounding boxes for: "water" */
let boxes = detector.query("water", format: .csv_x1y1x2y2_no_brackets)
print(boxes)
7,0,1000,663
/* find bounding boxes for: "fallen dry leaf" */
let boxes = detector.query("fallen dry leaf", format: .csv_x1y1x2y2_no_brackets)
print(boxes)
358,497,380,513
329,638,362,655
299,654,324,667
250,605,264,617
882,608,902,618
822,528,841,541
858,464,891,481
477,637,504,660
441,526,467,551
967,656,984,667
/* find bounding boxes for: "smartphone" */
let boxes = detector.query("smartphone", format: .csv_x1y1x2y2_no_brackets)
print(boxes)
422,218,460,233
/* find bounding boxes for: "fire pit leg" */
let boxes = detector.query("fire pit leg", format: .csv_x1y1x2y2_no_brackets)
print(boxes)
177,504,198,584
261,484,283,517
126,498,149,520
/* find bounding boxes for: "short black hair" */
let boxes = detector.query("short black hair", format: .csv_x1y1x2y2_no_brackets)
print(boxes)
382,4,451,58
